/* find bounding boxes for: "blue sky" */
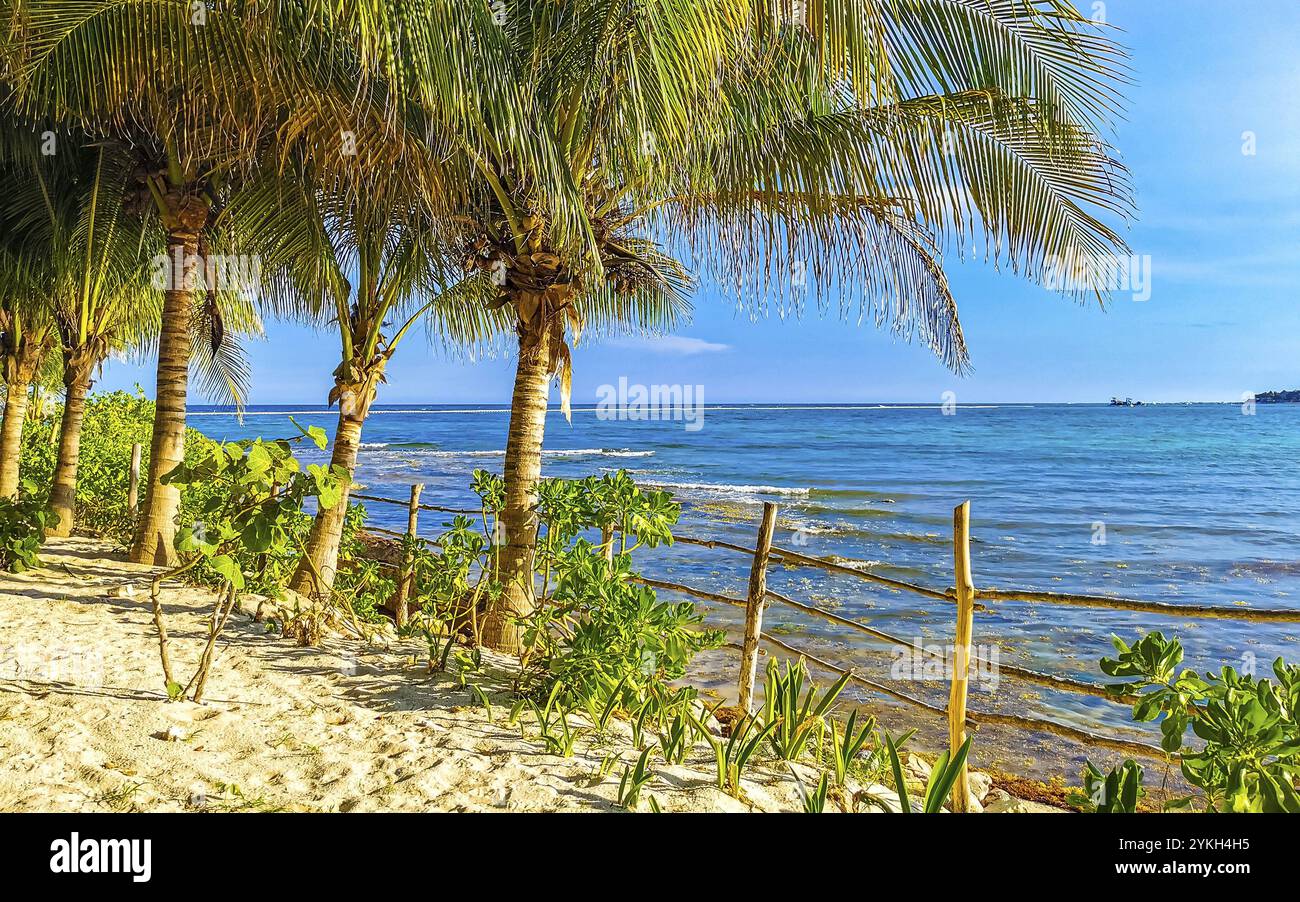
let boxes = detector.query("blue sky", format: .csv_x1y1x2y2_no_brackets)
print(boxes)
97,1,1300,405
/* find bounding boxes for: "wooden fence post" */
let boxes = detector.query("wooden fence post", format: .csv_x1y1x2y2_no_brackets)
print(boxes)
738,502,778,713
127,443,141,518
948,500,976,812
394,483,424,628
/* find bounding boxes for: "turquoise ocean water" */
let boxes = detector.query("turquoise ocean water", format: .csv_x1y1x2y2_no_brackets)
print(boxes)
190,402,1300,761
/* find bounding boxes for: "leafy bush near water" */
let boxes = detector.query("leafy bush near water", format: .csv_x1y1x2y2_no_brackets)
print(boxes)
161,422,348,602
404,468,722,710
1077,632,1300,812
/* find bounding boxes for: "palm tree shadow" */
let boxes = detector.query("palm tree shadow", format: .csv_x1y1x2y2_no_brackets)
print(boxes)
254,632,521,716
1,677,171,705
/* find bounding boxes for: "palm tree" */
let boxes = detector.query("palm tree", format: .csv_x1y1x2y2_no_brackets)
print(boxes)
0,133,163,532
229,160,454,595
5,1,288,562
0,114,57,499
314,1,1134,651
235,139,679,602
4,1,475,562
0,251,56,500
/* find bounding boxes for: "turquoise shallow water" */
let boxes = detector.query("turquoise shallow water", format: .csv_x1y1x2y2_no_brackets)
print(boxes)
190,402,1300,747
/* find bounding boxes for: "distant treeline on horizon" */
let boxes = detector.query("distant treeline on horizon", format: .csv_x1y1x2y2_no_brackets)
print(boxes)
1255,389,1300,403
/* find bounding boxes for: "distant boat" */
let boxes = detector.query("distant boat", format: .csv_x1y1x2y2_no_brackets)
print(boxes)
1110,397,1143,407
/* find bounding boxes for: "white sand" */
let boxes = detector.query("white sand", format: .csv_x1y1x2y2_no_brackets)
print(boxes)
0,538,824,812
0,538,1048,813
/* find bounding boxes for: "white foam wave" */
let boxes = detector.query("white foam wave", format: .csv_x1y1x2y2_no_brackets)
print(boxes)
643,480,811,499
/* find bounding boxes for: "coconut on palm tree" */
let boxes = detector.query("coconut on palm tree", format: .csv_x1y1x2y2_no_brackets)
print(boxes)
321,1,1133,652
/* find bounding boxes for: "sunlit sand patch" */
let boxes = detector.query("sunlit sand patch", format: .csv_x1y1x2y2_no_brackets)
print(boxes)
8,537,1045,813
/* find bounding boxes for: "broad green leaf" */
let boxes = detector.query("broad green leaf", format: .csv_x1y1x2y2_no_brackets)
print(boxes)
209,554,246,590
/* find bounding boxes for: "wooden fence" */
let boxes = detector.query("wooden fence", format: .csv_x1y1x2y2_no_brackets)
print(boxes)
347,484,1300,807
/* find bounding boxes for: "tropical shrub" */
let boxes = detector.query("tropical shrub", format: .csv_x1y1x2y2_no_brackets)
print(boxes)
19,388,223,543
1095,632,1300,812
392,469,723,779
0,481,57,571
524,471,720,705
1071,759,1145,813
409,512,495,647
146,424,347,701
409,469,722,713
539,549,721,708
163,422,345,591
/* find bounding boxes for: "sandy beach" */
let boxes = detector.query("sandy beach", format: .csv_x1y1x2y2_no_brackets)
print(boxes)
0,538,1059,814
0,539,862,811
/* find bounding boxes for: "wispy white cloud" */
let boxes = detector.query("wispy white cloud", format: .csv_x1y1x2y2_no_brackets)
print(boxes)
609,335,731,355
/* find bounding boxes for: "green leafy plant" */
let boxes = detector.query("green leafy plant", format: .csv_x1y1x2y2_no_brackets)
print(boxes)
657,707,692,765
829,709,877,787
523,472,716,703
617,747,655,810
0,482,57,571
536,549,722,710
146,424,346,701
762,656,851,761
527,682,580,757
698,713,778,799
879,733,972,813
581,673,629,738
631,698,654,751
468,683,494,723
789,765,831,813
411,510,497,648
405,470,720,762
1100,632,1300,812
1069,759,1145,813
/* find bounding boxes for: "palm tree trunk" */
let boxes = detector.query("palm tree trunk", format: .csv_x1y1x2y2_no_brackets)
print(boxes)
483,328,552,653
288,410,365,597
130,230,200,565
46,365,92,536
0,377,32,499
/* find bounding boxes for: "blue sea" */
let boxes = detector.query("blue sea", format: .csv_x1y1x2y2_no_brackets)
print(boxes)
190,402,1300,769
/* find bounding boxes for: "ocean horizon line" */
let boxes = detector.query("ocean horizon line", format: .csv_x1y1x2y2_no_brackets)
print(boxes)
185,399,1261,414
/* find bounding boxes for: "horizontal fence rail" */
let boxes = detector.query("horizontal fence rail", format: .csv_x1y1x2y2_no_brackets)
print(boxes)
347,482,1300,796
350,492,479,517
